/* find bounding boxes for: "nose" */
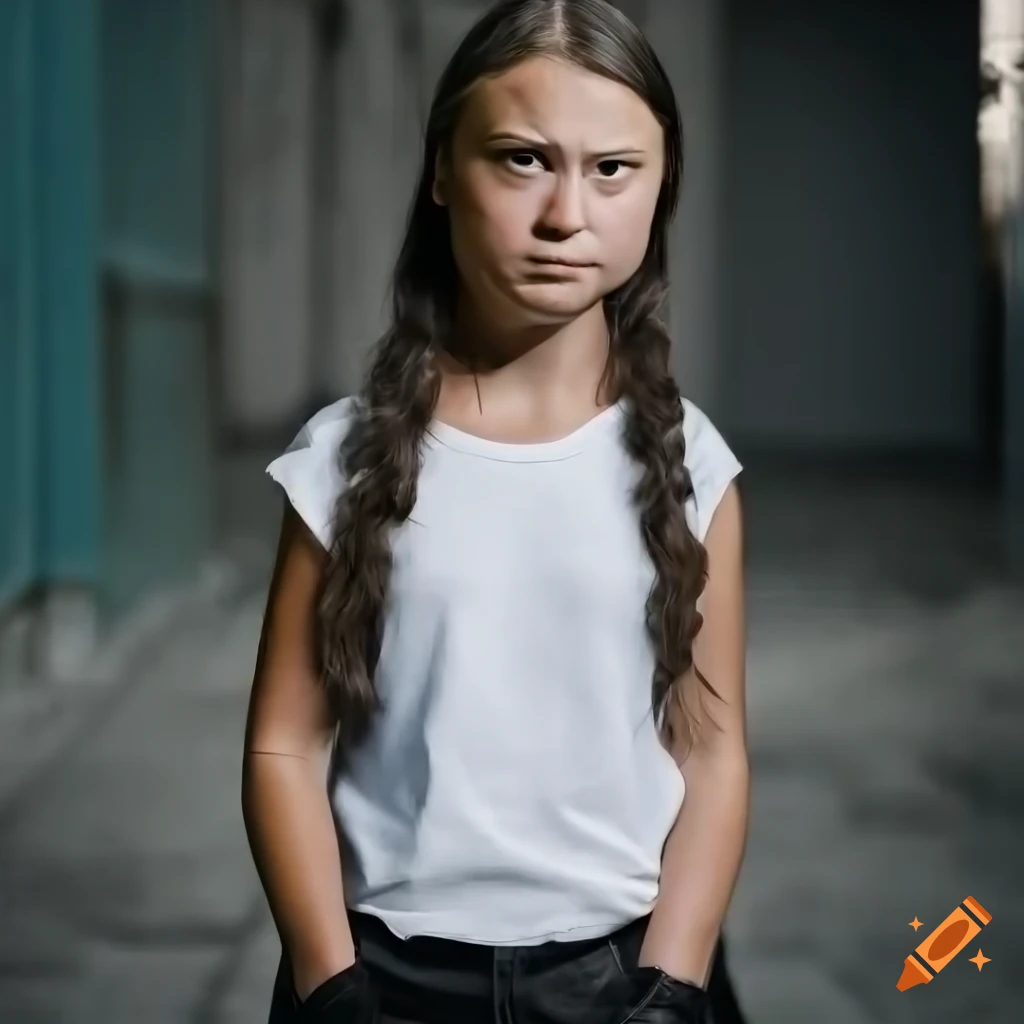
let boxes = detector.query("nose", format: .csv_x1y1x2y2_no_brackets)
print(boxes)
538,173,587,239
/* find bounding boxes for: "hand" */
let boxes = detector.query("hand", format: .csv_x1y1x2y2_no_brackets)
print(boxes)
604,966,711,1024
296,959,378,1023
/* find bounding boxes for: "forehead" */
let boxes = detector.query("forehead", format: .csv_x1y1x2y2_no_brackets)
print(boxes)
457,56,662,149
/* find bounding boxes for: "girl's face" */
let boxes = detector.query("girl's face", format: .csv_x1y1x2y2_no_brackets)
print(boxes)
435,56,666,328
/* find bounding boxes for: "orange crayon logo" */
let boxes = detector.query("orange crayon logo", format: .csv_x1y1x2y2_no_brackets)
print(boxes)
897,897,992,992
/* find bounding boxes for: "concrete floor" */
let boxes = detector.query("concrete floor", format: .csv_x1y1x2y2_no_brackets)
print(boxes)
0,458,1021,1023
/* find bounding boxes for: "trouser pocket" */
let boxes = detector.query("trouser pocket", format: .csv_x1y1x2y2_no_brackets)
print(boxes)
267,951,301,1023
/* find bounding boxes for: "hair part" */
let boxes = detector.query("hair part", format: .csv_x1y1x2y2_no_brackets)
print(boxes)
318,0,713,753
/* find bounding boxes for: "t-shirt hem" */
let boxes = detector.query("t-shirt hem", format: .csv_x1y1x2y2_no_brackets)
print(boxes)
346,905,652,946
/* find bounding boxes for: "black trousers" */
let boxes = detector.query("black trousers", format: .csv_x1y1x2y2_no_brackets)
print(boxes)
269,914,747,1024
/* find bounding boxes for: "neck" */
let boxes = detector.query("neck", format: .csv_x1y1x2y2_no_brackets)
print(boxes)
447,296,613,403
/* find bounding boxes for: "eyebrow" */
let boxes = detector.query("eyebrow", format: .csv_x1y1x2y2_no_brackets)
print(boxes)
484,132,647,159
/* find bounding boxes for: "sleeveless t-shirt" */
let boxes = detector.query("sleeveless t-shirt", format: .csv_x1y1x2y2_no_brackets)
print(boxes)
267,396,741,945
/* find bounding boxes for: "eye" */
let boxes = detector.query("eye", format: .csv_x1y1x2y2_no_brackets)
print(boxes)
596,159,632,178
502,150,546,173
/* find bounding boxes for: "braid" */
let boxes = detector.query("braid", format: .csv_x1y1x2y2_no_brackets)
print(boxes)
607,281,713,751
317,328,440,747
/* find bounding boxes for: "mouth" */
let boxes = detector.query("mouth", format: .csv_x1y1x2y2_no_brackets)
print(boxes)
528,256,598,269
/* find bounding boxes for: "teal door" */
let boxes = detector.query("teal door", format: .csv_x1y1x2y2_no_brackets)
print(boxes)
0,0,37,605
99,0,216,613
1,0,103,609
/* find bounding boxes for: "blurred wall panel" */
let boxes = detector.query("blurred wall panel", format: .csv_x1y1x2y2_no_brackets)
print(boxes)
0,0,102,600
718,0,982,453
100,0,216,612
34,0,103,593
327,0,424,396
0,0,39,606
646,0,726,415
416,0,481,116
1001,74,1024,547
0,0,103,675
984,0,1024,45
220,0,315,432
979,1,1024,568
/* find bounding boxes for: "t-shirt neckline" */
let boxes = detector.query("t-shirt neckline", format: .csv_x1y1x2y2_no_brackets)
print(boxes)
425,400,625,463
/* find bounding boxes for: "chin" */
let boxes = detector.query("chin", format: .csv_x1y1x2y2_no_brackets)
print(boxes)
512,282,603,322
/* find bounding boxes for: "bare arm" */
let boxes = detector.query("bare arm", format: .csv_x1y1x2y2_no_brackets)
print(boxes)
242,502,356,999
639,482,750,986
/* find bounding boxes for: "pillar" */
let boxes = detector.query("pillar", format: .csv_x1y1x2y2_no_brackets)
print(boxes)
11,0,102,678
327,0,424,396
981,0,1024,569
644,0,726,415
219,0,315,433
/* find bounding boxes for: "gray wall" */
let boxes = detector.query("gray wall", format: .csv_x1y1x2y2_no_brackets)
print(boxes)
219,0,314,429
648,0,726,415
716,0,982,453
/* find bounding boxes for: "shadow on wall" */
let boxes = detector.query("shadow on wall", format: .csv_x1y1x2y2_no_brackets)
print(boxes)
717,0,983,459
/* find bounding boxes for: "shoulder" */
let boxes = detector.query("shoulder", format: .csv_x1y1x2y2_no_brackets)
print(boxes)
288,395,360,451
265,396,360,550
679,398,743,543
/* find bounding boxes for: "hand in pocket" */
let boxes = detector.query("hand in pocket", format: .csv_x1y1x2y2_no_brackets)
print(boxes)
297,960,378,1023
604,967,710,1024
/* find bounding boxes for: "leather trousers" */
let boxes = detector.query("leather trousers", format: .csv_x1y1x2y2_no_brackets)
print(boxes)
269,913,747,1024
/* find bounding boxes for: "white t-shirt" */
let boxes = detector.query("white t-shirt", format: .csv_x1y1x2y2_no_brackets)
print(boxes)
267,395,741,945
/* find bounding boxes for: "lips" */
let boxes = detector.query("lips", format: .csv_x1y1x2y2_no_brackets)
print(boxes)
528,257,597,268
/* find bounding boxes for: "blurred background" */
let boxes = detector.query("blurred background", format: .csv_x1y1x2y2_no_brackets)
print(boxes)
1,0,1023,1021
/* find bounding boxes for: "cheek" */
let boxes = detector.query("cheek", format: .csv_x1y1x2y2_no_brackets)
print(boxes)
450,179,533,268
597,190,660,277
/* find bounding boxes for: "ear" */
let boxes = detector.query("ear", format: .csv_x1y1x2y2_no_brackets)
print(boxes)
432,149,448,206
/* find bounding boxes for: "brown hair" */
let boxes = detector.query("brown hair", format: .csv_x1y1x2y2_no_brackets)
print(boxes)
319,0,710,750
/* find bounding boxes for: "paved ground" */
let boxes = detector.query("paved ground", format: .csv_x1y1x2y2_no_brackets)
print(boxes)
0,459,1021,1023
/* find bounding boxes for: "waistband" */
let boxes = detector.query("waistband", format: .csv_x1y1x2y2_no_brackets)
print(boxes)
349,911,649,967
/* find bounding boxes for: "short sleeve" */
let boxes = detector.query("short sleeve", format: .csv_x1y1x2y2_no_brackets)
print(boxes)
680,398,743,543
265,397,357,549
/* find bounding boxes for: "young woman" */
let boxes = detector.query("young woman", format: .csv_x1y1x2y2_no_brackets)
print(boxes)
243,1,750,1022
